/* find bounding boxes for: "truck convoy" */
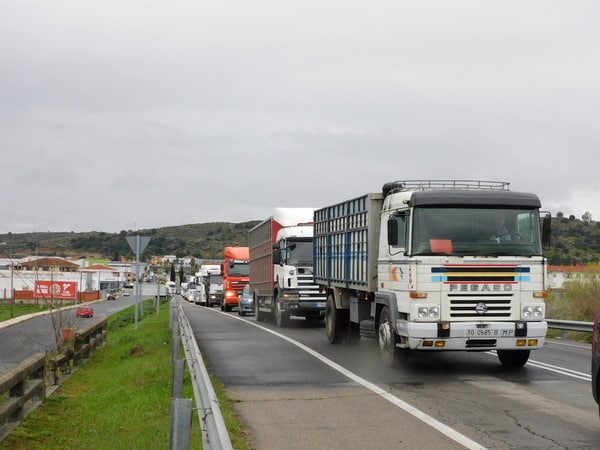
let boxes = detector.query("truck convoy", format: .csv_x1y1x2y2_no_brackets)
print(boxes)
249,208,327,327
313,180,551,368
221,247,250,312
198,264,223,307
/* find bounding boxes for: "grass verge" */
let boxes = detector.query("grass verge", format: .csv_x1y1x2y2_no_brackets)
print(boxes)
0,300,250,449
0,303,75,322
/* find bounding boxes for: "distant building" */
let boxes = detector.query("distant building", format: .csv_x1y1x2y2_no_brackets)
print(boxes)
547,264,592,290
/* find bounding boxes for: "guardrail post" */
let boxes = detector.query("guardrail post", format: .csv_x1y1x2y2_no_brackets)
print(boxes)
170,300,178,330
170,398,192,450
172,359,184,399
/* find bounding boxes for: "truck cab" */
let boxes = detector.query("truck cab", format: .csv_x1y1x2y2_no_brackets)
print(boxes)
221,247,249,312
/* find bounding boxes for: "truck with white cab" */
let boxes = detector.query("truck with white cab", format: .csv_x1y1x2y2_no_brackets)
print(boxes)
249,207,327,327
199,264,223,307
313,180,551,367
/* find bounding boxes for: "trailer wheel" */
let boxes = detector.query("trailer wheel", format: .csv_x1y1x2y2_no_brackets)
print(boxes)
497,349,530,368
378,307,408,367
360,319,377,340
275,294,290,328
325,294,348,344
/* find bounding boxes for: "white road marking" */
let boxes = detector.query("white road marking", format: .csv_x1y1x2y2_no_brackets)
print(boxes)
224,311,486,450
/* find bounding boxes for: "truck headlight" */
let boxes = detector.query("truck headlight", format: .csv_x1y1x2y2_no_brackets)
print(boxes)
417,306,439,319
522,304,544,319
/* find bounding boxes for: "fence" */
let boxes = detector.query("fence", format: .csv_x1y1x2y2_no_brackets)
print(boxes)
170,299,233,450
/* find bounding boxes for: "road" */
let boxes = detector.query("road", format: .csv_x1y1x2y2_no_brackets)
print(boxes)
0,295,140,372
179,299,600,450
1,295,598,449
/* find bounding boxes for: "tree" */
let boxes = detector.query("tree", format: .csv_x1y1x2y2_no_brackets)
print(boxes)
170,264,176,282
179,266,184,284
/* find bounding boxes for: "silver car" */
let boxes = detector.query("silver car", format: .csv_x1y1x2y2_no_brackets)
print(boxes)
238,284,253,316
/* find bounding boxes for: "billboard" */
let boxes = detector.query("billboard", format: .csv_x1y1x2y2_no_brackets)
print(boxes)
34,280,78,300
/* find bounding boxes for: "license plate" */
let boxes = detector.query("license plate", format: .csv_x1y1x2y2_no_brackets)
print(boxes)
465,328,514,337
317,303,326,308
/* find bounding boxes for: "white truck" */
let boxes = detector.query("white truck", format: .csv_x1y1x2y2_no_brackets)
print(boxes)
249,207,327,327
313,180,551,367
198,264,223,307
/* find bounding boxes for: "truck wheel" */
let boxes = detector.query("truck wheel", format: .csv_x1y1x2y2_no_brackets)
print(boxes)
325,294,348,344
378,306,406,367
360,318,377,340
497,349,530,368
275,296,290,328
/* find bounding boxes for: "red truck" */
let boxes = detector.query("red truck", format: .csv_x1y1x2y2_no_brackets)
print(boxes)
221,246,249,312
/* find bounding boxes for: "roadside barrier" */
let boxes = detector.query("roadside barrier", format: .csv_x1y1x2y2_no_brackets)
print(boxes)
170,299,233,450
0,318,107,442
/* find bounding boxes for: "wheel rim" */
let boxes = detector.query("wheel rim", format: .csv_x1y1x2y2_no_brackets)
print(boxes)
379,319,392,352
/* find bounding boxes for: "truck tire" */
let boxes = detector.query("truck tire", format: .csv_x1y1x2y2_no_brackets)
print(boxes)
360,318,377,340
325,294,348,344
275,294,290,328
378,306,408,367
497,349,530,368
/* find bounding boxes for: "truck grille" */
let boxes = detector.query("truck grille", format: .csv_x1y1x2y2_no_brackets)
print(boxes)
297,269,326,301
434,265,522,319
449,296,513,318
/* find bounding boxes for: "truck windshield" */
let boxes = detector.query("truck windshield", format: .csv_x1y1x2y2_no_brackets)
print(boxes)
285,240,313,266
411,207,543,257
228,262,249,277
209,274,223,284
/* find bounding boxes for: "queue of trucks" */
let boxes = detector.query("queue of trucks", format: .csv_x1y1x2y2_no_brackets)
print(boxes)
180,179,551,368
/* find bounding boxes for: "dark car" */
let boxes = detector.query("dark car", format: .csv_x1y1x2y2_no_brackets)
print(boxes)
592,305,600,418
238,284,253,316
75,305,94,318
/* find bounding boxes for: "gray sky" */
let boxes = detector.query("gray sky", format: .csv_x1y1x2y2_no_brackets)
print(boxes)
2,1,599,234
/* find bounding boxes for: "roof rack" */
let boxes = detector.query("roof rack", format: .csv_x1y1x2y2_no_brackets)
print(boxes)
382,180,510,196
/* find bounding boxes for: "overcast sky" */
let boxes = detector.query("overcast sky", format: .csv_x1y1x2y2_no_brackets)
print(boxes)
1,1,599,234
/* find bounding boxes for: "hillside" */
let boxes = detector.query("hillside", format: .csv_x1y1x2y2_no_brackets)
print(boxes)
0,221,260,261
0,216,598,265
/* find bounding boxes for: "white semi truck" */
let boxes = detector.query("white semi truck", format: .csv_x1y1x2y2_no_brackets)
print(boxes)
198,264,223,307
313,180,551,367
249,207,327,327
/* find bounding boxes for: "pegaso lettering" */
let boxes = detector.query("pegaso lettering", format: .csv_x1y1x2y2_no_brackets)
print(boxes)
449,284,512,292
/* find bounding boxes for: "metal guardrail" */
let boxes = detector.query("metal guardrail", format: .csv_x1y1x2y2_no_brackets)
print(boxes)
546,319,593,337
172,299,233,450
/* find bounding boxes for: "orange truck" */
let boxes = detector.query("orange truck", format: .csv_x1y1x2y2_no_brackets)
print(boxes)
221,246,250,312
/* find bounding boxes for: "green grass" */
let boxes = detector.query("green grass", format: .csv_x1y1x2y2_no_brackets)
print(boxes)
0,303,75,322
0,300,250,449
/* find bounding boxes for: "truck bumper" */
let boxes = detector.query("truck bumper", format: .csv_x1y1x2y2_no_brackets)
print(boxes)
209,294,223,306
397,320,547,351
281,300,327,317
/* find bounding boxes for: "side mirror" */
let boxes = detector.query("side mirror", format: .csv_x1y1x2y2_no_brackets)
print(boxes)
272,251,281,265
541,212,551,250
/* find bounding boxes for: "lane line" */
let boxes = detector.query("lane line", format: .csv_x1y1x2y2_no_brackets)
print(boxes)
486,351,592,381
220,311,487,450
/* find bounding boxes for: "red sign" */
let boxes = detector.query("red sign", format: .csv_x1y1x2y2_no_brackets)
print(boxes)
34,281,78,300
